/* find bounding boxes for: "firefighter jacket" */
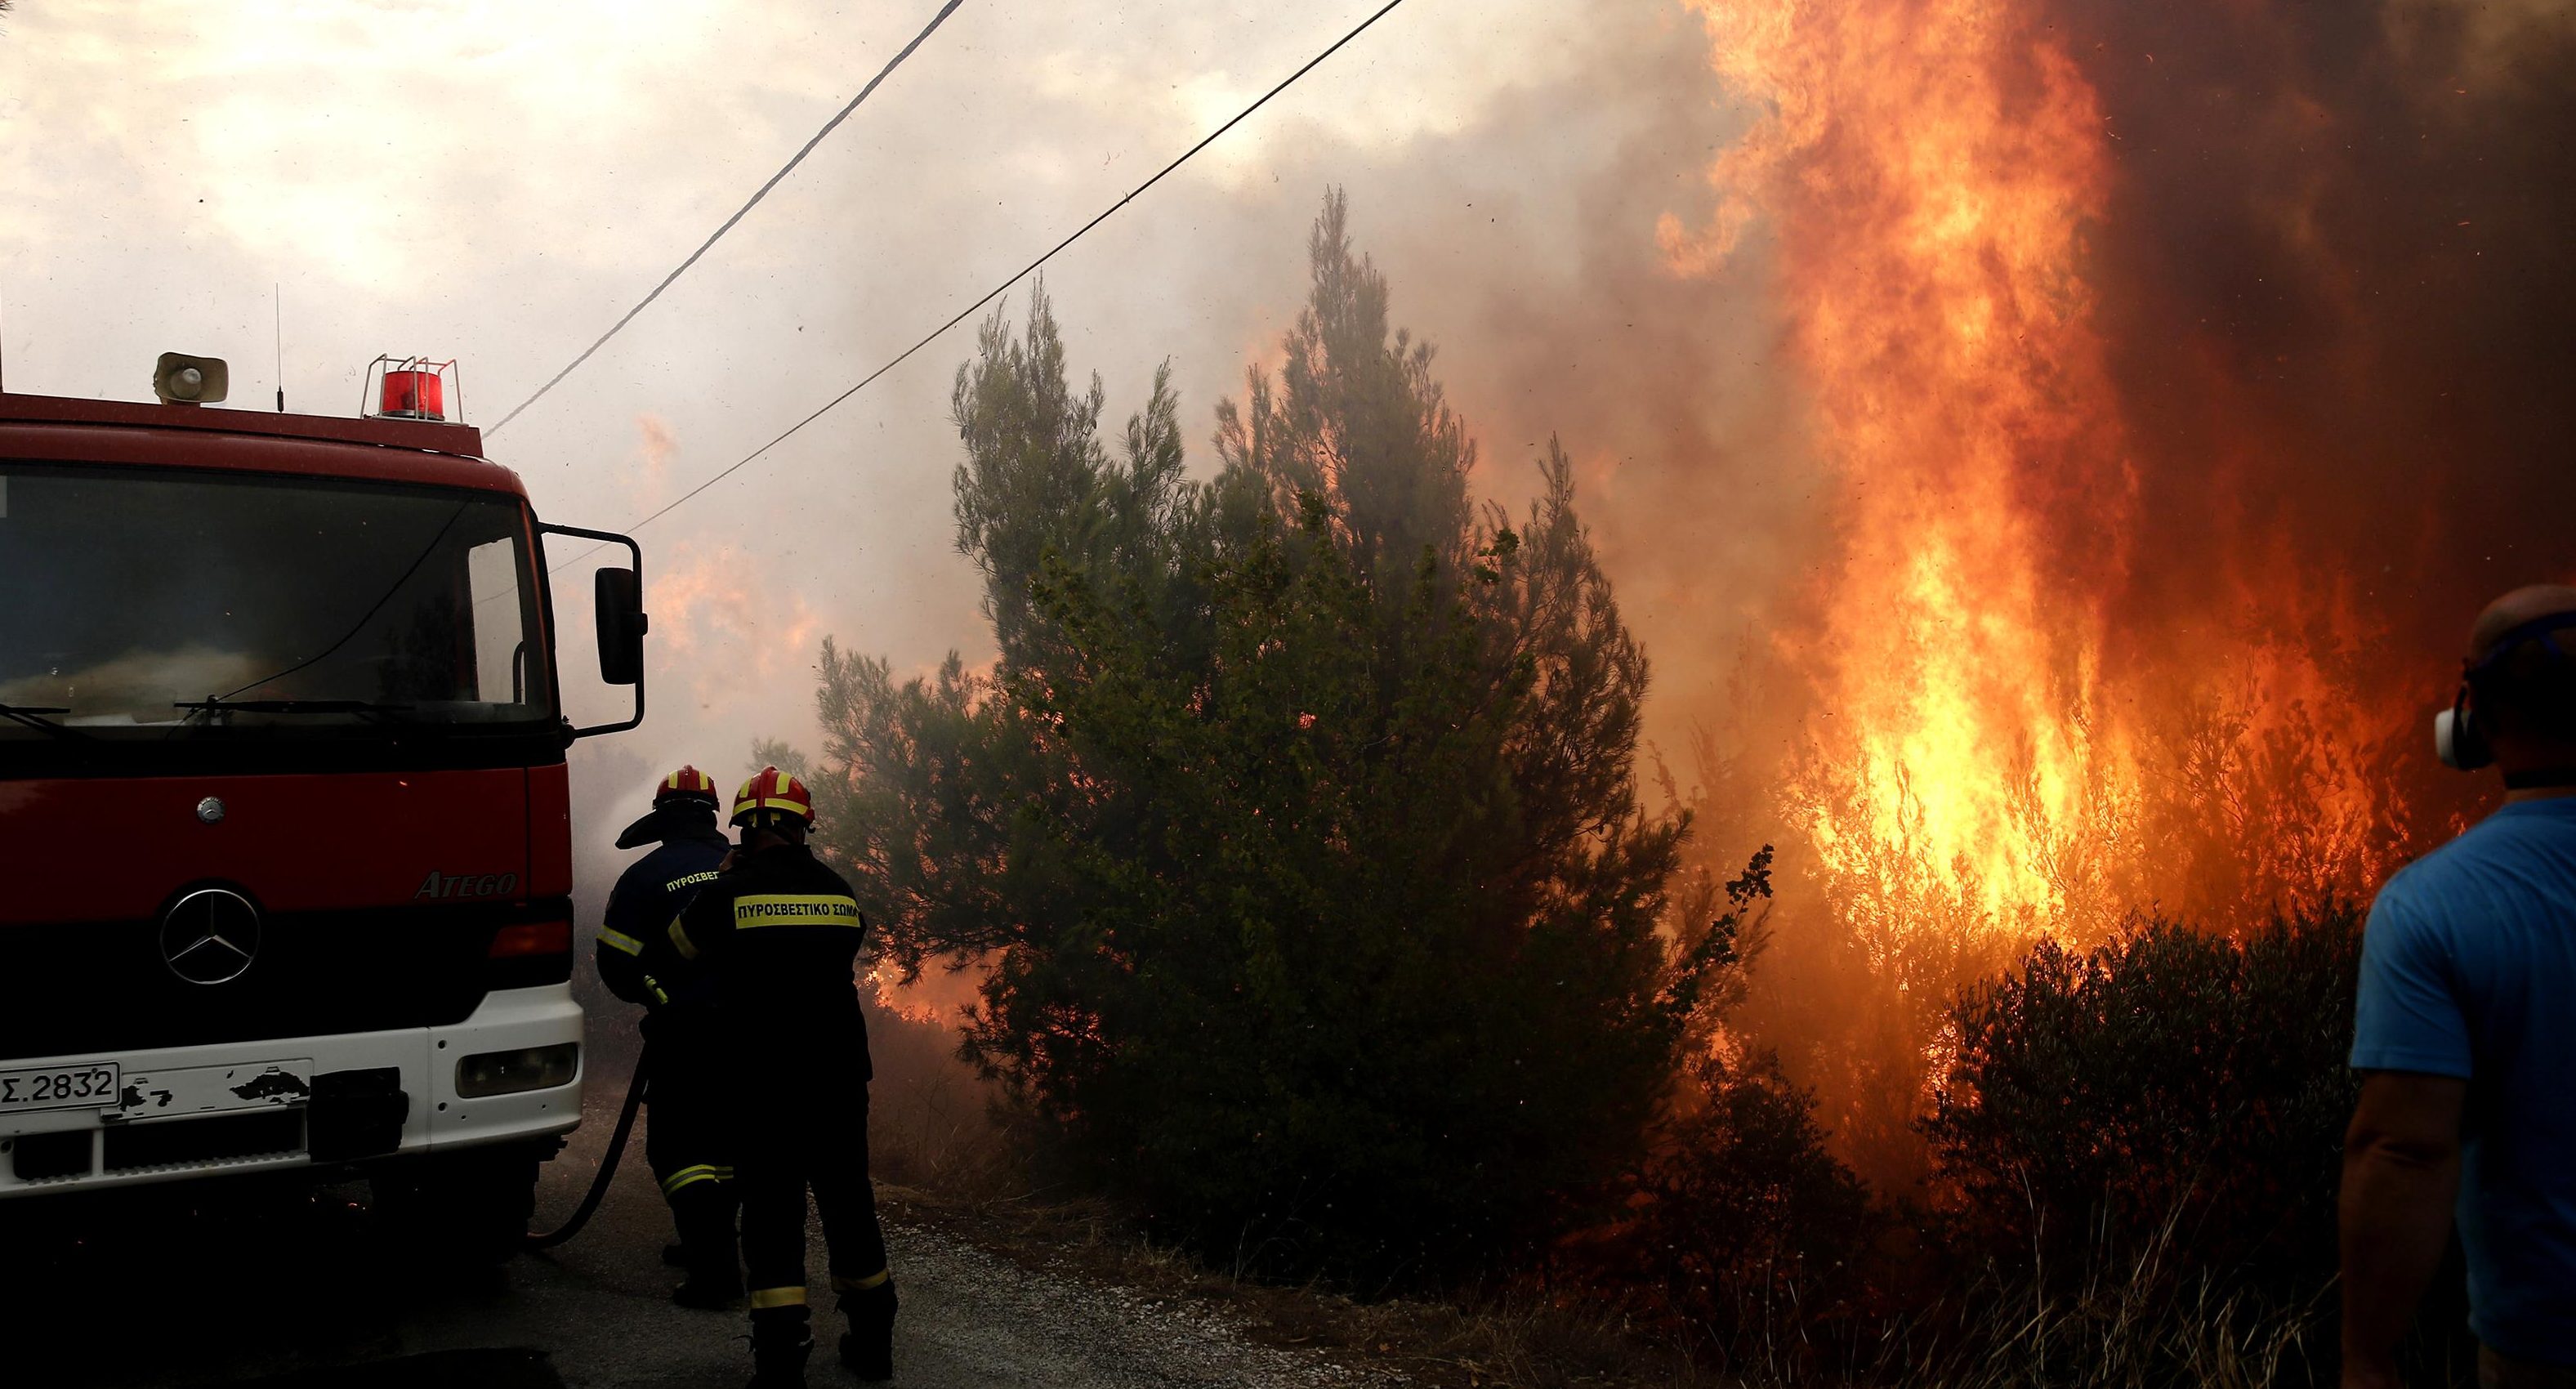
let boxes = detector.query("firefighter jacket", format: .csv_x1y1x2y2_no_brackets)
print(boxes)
667,842,873,1083
597,829,730,1011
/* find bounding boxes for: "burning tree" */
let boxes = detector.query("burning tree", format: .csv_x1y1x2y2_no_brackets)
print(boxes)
815,193,1724,1276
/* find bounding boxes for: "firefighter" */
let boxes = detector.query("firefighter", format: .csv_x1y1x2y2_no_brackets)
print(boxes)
596,764,741,1308
668,766,894,1387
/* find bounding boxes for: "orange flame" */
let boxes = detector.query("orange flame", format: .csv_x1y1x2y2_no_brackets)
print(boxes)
1664,0,2399,958
647,540,823,709
865,957,990,1029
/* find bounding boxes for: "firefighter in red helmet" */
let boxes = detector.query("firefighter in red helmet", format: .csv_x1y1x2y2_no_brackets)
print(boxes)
668,766,894,1386
596,765,740,1307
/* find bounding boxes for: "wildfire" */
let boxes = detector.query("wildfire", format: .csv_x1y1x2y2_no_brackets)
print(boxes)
647,540,823,708
1663,0,2401,954
864,958,988,1029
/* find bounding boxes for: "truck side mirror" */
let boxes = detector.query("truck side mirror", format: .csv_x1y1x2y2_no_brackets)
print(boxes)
595,567,647,686
538,520,646,739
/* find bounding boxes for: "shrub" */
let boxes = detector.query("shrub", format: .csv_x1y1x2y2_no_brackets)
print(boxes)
1923,910,2362,1303
1624,1047,1878,1342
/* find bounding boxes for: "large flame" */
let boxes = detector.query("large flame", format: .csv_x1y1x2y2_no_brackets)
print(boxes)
1663,0,2406,966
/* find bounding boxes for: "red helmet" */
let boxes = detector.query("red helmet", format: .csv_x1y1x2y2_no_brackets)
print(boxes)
654,765,721,808
732,766,815,828
615,764,723,849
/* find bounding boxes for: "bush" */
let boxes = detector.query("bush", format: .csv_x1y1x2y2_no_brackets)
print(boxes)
1620,1047,1877,1343
1923,910,2361,1305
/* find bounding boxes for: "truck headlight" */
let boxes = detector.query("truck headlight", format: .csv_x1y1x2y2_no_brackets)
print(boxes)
454,1043,579,1098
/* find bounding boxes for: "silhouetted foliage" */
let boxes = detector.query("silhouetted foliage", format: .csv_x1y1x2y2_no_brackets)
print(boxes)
1924,910,2362,1305
1609,854,1882,1338
1648,1046,1876,1304
1579,912,2371,1383
815,192,1718,1280
1567,850,1878,1363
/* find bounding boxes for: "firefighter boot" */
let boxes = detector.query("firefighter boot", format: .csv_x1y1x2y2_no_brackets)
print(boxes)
746,1316,813,1389
669,1183,743,1308
836,1277,898,1381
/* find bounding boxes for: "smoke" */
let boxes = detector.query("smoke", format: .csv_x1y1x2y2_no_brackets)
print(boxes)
647,543,824,710
633,413,679,502
2070,1,2576,655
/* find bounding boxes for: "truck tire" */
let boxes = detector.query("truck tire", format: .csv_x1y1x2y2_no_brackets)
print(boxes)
372,1143,542,1264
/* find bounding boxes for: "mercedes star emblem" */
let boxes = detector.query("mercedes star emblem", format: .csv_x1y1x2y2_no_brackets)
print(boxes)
160,887,261,985
196,797,226,824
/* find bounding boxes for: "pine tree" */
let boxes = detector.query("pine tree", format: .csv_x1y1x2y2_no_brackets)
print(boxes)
815,192,1712,1277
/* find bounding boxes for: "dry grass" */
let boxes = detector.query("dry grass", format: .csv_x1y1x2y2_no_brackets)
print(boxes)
1909,1198,2337,1389
1912,1262,2330,1389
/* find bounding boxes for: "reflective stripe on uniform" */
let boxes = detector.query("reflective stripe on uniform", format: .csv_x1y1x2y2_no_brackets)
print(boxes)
731,894,862,929
830,1268,891,1293
599,928,645,956
750,1286,807,1310
645,976,670,1006
667,914,699,960
660,1163,724,1197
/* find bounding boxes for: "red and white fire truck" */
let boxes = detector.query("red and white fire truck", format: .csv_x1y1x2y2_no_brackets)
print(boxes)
0,354,645,1256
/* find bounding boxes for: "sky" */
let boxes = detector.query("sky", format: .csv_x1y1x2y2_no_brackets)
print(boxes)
0,0,1767,870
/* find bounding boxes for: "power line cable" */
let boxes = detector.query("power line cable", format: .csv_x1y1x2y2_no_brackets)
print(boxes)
551,0,1413,573
490,0,964,435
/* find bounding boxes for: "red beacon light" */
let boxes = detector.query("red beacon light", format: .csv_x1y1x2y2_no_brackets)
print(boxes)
362,355,462,422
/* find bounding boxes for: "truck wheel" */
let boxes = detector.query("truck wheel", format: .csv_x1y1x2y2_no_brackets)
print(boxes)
372,1144,542,1264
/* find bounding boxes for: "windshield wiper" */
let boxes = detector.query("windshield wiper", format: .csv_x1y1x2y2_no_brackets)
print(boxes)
203,501,471,707
174,698,415,722
0,703,91,742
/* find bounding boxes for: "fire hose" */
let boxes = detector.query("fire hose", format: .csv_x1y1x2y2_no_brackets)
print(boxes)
525,1046,650,1250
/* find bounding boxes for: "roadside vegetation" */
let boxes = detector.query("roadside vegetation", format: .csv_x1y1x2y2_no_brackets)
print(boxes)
790,194,2438,1387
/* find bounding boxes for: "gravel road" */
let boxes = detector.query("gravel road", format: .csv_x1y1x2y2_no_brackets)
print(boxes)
0,1078,1398,1389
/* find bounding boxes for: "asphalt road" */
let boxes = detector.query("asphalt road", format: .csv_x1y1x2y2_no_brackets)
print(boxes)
0,1075,1389,1389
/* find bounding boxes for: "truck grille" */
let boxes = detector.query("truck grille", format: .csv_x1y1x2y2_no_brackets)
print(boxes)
104,1110,305,1172
0,898,571,1061
10,1130,92,1181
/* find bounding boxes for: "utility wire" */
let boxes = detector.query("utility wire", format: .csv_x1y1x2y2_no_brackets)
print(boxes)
551,0,1413,574
490,0,965,435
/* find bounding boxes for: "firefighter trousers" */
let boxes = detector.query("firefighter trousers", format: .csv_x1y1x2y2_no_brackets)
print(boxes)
643,1015,737,1279
740,1083,889,1339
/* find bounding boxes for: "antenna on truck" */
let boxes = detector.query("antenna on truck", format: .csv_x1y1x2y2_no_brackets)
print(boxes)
273,284,285,413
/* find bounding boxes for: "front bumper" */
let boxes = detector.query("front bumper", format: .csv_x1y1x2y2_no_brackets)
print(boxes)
0,984,583,1198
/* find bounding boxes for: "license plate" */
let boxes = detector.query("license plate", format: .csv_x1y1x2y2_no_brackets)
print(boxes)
0,1062,122,1114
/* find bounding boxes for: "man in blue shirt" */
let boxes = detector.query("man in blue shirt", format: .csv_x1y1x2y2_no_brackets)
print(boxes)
2346,585,2576,1389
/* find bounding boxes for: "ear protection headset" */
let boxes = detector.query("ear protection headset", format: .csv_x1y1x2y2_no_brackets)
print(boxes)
2435,610,2576,780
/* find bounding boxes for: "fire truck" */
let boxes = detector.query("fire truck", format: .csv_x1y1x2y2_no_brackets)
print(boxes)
0,354,645,1257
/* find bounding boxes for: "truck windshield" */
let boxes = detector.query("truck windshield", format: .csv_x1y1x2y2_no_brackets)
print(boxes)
0,463,554,739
